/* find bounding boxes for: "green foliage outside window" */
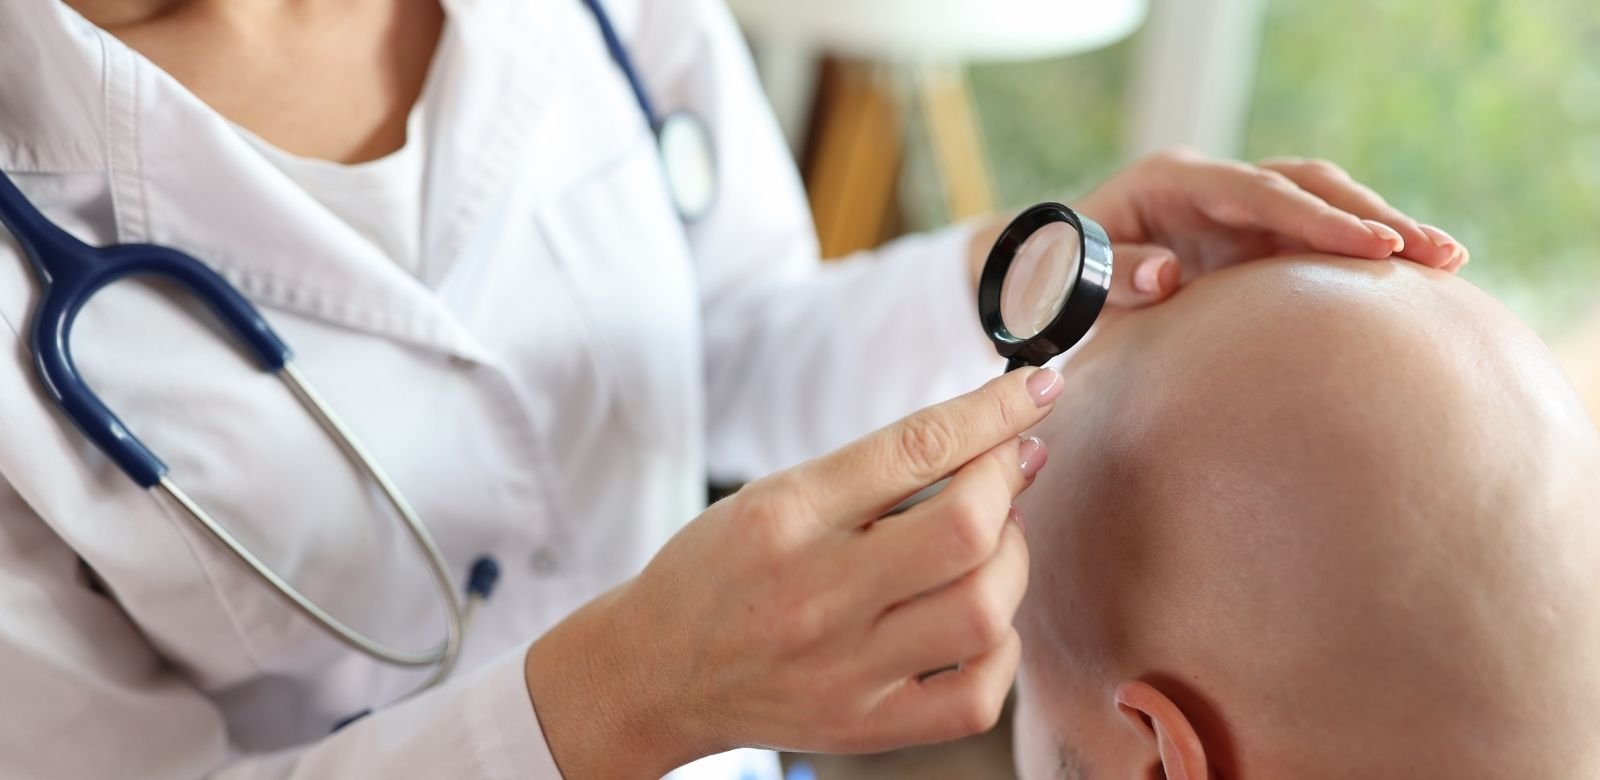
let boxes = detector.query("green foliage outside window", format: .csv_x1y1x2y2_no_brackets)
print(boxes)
945,1,1599,338
1247,0,1600,335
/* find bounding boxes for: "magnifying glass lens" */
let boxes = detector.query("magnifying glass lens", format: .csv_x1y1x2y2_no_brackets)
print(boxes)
999,221,1082,339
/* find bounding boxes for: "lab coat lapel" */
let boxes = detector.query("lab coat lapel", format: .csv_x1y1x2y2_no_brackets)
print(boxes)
0,4,106,173
419,0,555,297
89,3,552,365
2,0,560,364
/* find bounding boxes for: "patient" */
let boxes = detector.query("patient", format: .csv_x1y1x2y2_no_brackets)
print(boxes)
1011,257,1600,778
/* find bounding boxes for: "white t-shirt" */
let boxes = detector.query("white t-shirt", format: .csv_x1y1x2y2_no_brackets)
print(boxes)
236,107,427,278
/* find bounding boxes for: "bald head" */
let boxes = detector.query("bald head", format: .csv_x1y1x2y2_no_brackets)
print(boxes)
1013,257,1600,779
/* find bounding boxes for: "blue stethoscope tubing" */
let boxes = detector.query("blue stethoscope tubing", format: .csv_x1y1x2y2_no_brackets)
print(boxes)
0,0,695,695
581,0,660,124
0,168,474,692
581,0,719,220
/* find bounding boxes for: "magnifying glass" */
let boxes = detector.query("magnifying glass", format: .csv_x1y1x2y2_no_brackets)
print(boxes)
978,202,1113,371
887,204,1113,517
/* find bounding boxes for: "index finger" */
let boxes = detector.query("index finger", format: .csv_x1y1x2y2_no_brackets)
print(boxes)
791,367,1063,525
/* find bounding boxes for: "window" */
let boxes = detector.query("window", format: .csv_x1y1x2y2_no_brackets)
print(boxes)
954,0,1598,340
1245,0,1600,337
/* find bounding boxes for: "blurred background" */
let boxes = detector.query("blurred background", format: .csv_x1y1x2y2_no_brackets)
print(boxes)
725,0,1599,775
733,0,1600,427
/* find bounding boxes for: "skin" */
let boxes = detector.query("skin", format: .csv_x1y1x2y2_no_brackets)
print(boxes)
66,0,442,163
60,2,1475,775
1012,256,1600,779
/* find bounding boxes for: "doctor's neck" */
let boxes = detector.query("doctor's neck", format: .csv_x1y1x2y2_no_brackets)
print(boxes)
66,1,351,28
61,0,443,165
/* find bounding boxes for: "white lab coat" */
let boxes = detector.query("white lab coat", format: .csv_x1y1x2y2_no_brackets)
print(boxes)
0,0,1000,777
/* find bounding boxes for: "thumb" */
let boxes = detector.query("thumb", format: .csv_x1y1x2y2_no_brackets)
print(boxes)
1107,243,1181,308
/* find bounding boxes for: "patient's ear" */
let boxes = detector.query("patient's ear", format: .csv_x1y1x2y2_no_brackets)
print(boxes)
1114,680,1210,780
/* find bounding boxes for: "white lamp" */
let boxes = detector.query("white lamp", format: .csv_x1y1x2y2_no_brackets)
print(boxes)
726,0,1147,256
727,0,1146,63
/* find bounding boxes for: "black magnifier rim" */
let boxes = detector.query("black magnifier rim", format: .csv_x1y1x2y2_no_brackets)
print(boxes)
978,202,1113,370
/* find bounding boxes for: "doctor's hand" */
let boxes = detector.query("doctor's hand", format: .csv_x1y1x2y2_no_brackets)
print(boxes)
971,147,1470,308
526,367,1063,779
1082,148,1471,304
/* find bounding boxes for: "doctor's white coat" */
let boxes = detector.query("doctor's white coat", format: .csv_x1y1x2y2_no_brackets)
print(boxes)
0,0,1000,776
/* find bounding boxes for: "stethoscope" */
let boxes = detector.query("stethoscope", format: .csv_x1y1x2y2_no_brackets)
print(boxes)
0,0,713,699
581,0,718,220
1,0,1101,696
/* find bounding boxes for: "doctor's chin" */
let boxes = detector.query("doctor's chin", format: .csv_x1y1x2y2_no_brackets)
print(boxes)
1,1,1597,779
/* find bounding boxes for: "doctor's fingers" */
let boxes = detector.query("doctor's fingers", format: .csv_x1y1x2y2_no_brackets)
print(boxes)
1257,157,1462,270
1188,158,1400,261
1105,243,1182,308
863,515,1028,680
789,367,1063,526
853,432,1043,602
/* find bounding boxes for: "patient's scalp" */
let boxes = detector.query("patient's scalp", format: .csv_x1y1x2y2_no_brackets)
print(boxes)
1019,256,1600,778
1078,259,1595,517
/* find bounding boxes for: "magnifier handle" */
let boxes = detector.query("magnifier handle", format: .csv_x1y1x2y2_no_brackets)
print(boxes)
884,477,953,516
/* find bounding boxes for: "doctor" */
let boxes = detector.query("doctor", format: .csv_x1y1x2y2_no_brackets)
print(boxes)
0,0,1465,777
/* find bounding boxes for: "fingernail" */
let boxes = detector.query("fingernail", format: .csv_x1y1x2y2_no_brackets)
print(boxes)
1418,223,1458,250
1026,368,1063,407
1361,219,1404,252
1009,505,1025,534
1018,435,1047,478
1419,225,1465,268
1133,257,1171,294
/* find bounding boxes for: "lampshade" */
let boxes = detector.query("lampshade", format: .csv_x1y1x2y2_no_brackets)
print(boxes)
725,0,1147,62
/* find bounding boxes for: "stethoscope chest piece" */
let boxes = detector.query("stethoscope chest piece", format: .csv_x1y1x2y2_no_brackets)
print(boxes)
978,202,1114,372
579,0,717,222
656,111,717,222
